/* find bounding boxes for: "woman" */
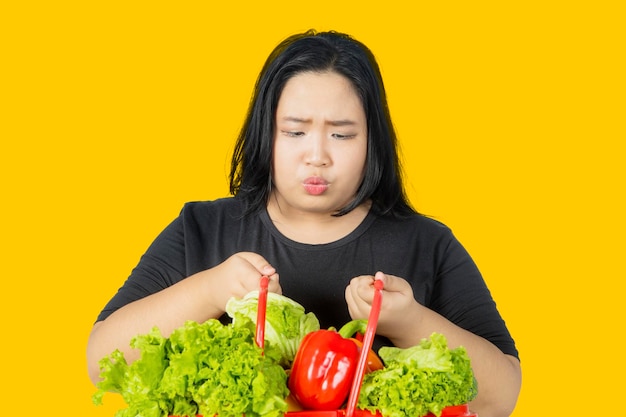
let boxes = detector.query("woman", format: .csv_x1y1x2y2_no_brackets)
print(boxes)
87,30,521,417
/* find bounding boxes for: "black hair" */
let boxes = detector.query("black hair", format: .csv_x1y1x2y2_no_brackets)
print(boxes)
229,29,416,217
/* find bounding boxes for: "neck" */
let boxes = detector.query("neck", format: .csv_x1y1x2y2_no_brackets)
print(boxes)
266,198,371,244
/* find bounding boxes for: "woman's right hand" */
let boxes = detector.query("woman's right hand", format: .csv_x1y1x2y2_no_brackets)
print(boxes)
87,252,280,384
205,252,281,314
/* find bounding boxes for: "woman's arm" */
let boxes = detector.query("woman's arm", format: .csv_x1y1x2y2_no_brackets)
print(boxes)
86,252,280,385
390,298,521,417
346,273,521,417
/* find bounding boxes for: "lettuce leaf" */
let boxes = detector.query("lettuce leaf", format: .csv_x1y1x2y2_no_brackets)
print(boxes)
93,318,289,417
357,333,478,417
226,291,320,367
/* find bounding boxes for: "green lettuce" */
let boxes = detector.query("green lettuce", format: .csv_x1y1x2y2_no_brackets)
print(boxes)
93,318,289,417
357,333,478,417
225,291,320,367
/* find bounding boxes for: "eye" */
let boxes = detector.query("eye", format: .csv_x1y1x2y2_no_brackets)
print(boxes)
332,133,356,140
282,130,305,137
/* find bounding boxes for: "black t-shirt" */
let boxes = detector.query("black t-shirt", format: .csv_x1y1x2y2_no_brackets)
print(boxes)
98,197,518,358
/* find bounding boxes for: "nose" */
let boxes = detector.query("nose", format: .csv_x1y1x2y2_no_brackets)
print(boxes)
304,134,330,167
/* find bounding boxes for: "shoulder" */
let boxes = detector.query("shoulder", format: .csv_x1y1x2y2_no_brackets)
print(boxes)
375,212,453,238
179,196,245,218
369,212,462,258
169,197,250,234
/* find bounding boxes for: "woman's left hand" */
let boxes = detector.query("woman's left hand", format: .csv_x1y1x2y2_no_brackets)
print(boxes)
345,271,422,344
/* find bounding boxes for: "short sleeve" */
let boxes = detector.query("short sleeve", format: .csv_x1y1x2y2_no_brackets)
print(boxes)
430,231,519,359
95,214,187,322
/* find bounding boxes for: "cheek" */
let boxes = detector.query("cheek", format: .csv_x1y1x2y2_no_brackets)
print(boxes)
344,147,367,177
271,144,298,181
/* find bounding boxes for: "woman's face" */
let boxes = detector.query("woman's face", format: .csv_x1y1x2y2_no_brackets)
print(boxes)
271,71,368,217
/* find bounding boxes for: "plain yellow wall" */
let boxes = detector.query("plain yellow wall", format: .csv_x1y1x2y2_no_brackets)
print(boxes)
2,1,624,415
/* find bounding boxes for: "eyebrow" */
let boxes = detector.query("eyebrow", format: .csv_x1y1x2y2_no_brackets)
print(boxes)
279,116,357,127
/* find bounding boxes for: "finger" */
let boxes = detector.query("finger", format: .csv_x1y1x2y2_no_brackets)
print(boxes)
268,273,282,295
345,283,355,305
346,276,378,318
355,274,379,303
374,271,405,293
344,276,366,302
238,252,276,276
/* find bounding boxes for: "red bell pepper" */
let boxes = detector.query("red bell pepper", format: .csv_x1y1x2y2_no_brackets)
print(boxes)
288,328,360,410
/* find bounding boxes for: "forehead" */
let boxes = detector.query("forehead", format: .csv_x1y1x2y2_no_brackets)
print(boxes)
276,71,365,119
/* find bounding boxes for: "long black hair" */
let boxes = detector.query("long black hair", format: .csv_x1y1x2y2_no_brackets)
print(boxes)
229,29,415,217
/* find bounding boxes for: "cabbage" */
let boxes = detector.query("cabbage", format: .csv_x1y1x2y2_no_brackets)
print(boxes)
226,291,320,367
92,319,289,417
357,333,478,417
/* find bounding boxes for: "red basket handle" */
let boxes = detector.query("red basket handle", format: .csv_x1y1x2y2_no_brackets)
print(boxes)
256,276,269,349
345,279,384,417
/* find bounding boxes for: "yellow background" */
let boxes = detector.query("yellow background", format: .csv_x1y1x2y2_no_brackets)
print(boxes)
1,1,624,415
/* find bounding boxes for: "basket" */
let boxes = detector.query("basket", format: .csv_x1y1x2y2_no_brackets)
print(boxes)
171,277,476,417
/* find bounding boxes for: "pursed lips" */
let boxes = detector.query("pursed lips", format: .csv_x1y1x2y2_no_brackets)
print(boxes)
302,176,329,195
